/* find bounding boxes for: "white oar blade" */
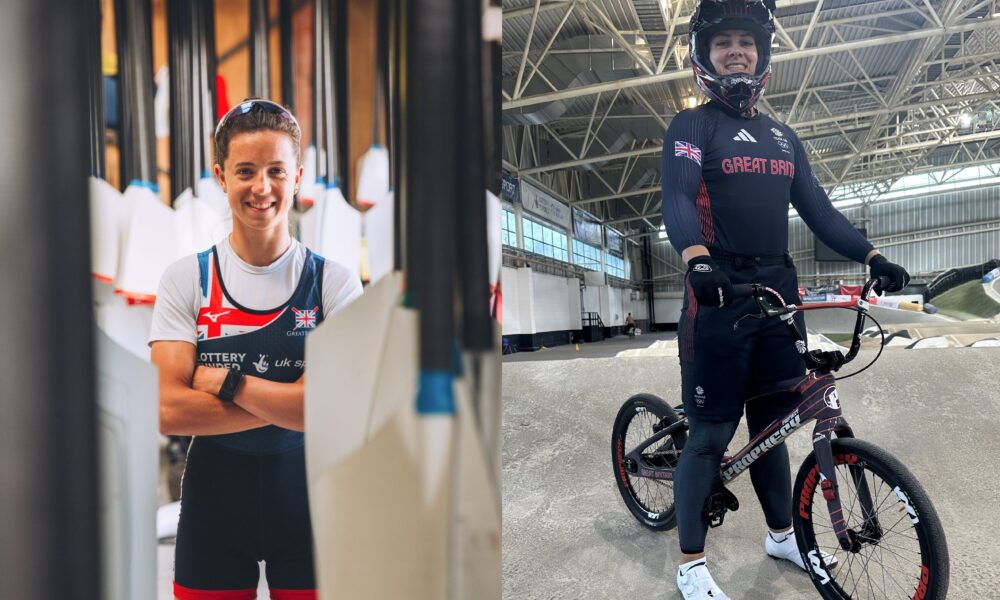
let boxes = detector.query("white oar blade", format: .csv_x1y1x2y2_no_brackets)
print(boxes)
297,179,327,252
320,186,362,280
172,187,197,256
89,176,122,284
95,294,155,361
355,145,390,208
452,372,502,599
486,190,501,287
195,176,230,222
362,189,394,286
95,327,158,600
301,145,318,196
311,405,452,600
308,292,457,600
304,271,402,480
116,184,178,303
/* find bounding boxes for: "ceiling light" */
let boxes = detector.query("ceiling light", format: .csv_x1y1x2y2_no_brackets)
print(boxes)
958,113,973,129
686,96,698,108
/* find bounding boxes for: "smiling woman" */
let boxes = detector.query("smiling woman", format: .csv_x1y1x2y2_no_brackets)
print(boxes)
707,30,758,76
148,98,363,600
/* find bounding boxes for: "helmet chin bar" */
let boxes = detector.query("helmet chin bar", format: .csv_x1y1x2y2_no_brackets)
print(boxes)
692,61,771,115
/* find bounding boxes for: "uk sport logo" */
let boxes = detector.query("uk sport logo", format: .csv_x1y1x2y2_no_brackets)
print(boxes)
292,306,319,329
674,141,702,166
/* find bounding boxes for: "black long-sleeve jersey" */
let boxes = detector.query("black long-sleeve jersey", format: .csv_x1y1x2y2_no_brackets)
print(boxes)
661,101,873,263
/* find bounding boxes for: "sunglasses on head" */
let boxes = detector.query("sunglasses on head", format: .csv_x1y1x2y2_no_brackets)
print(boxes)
214,99,299,139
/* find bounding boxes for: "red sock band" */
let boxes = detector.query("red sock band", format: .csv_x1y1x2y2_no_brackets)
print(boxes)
173,583,258,600
269,589,317,600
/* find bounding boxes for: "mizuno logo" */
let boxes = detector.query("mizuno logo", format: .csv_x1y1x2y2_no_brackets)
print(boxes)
203,310,231,322
733,129,757,142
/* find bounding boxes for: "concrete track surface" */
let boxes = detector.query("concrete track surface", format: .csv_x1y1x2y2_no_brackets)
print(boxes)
803,304,948,333
503,349,1000,599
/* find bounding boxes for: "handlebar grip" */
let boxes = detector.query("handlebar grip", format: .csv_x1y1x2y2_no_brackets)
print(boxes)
732,284,755,298
875,275,893,293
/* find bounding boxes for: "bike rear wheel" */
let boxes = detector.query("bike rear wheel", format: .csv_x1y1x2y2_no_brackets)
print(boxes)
611,394,686,531
793,438,949,600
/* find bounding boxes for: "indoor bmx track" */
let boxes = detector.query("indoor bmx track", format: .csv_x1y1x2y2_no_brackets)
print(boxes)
502,347,1000,599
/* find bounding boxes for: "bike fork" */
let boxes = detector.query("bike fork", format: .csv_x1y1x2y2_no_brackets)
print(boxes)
812,423,880,552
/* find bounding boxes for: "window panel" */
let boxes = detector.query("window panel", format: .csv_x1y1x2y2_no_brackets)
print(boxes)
522,217,568,263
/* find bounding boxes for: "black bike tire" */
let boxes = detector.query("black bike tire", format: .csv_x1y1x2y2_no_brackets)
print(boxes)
611,393,687,531
792,437,949,600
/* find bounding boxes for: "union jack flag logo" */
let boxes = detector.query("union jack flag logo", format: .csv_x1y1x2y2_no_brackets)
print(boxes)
292,306,319,329
674,141,702,166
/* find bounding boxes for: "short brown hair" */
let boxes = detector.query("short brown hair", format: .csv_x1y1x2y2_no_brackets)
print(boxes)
214,98,301,168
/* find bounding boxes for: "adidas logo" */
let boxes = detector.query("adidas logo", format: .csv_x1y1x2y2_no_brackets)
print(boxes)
733,129,757,142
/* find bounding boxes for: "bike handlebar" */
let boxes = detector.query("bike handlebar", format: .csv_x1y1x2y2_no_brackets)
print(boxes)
730,277,890,372
732,276,892,301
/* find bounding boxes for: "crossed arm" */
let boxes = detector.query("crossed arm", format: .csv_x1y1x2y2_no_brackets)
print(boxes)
152,340,306,435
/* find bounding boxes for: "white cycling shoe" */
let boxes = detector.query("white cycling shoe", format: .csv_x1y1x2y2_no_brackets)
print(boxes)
676,560,731,600
765,529,838,570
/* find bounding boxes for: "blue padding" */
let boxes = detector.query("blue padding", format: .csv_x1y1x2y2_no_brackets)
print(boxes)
200,170,211,179
196,249,212,297
326,176,341,189
128,179,159,193
416,370,455,415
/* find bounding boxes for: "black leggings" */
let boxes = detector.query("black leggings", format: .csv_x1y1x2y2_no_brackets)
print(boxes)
674,398,794,555
174,438,315,594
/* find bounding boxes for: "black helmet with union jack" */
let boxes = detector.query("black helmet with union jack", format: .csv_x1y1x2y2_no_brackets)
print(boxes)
689,0,776,114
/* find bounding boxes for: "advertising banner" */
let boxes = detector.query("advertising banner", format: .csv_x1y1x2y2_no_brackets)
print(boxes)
520,180,570,229
501,171,519,204
573,208,603,247
606,227,623,256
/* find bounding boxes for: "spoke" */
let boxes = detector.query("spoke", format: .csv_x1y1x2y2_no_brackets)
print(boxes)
814,462,928,599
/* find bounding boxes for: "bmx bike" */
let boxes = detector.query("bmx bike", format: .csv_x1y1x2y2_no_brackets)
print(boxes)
611,277,948,599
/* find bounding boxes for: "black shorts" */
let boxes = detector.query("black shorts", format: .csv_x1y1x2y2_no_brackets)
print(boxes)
678,254,806,422
173,437,316,600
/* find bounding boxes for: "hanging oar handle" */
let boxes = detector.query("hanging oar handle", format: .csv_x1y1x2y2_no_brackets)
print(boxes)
458,1,491,353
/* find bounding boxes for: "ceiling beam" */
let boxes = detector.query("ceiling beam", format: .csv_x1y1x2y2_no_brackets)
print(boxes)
503,16,1000,111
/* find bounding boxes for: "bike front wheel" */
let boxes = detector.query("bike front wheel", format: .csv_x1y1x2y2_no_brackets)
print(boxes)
793,438,949,600
611,393,686,531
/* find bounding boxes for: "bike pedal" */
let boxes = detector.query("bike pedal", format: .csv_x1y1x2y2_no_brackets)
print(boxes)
703,487,740,528
722,486,739,512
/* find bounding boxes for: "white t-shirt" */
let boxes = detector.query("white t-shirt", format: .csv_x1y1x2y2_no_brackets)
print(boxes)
149,237,363,346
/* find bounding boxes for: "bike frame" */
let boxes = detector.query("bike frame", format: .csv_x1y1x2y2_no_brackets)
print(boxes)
624,279,886,551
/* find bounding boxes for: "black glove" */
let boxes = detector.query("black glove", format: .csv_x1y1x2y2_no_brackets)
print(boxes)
868,254,910,293
687,256,734,308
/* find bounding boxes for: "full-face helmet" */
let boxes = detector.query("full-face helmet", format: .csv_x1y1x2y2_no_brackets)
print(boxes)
689,0,776,114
